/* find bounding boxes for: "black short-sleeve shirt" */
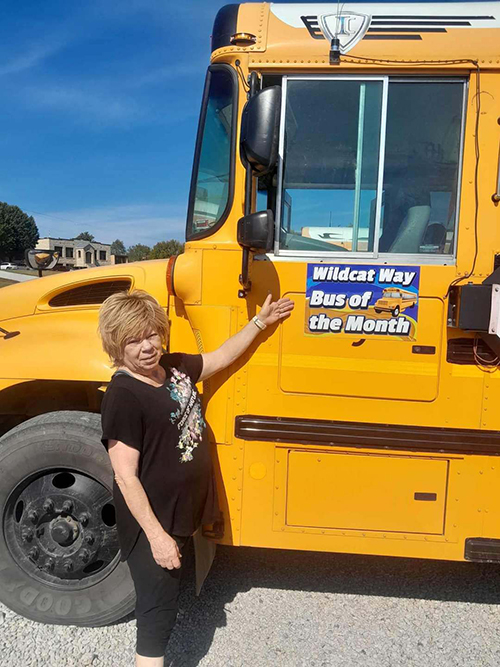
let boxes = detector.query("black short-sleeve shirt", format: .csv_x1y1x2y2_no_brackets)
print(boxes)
101,353,219,561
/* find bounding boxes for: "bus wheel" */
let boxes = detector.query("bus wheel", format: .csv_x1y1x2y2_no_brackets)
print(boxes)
392,307,400,316
374,309,381,314
0,411,135,627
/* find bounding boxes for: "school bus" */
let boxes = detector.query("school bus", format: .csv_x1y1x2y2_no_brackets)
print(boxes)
374,288,417,316
1,1,500,627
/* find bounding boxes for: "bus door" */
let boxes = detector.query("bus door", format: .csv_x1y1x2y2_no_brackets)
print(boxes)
255,75,466,403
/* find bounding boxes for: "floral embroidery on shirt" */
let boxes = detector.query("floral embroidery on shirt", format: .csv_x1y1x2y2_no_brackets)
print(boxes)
168,368,206,463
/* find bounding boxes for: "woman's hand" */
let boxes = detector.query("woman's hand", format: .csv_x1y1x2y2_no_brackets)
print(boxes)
149,531,182,570
258,293,295,327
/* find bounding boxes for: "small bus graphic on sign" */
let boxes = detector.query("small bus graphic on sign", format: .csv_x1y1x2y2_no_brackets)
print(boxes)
374,288,418,317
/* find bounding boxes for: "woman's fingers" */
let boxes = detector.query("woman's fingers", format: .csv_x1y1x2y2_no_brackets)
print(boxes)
158,555,181,570
263,293,273,308
171,556,182,569
275,298,294,319
168,544,182,569
258,295,295,325
150,535,183,569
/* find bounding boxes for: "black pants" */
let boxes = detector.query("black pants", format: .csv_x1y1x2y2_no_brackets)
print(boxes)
127,530,187,658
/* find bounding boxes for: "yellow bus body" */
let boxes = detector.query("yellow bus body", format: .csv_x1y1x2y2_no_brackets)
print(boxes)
2,2,500,570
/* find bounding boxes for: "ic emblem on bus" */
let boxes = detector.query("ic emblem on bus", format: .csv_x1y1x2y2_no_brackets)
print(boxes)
319,12,371,53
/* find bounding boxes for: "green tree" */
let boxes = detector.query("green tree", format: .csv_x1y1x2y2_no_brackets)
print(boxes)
0,202,39,261
127,244,151,262
75,231,95,242
149,239,184,259
110,239,127,256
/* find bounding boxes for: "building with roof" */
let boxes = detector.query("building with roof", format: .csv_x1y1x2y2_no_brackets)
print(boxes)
36,237,128,269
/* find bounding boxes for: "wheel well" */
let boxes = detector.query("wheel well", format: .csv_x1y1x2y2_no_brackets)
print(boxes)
0,380,104,437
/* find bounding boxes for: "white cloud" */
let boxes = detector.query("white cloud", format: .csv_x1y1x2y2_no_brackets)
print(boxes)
0,1,206,128
131,61,204,88
27,85,146,127
0,41,66,77
20,70,201,127
33,204,186,247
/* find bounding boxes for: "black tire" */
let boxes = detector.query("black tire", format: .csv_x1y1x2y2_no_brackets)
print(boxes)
0,411,135,626
374,309,381,314
392,306,400,316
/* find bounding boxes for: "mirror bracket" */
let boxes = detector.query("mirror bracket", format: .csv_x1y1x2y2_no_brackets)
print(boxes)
237,210,274,298
238,248,252,298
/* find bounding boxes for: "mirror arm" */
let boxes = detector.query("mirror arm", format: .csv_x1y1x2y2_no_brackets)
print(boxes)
239,160,253,297
238,248,251,298
238,162,254,297
494,128,500,203
239,71,261,298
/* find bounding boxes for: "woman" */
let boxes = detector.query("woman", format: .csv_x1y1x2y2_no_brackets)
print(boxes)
98,289,293,666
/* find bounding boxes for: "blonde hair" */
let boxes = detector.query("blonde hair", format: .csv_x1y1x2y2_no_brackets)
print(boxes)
98,289,169,366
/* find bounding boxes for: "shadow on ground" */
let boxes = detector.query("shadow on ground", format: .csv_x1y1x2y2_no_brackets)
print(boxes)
164,542,500,666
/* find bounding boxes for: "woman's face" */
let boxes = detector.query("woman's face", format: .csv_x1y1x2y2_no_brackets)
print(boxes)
122,329,163,374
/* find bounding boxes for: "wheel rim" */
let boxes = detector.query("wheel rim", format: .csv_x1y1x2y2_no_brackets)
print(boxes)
4,468,121,590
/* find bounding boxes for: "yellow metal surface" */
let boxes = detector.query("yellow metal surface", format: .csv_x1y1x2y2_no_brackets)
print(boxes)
171,250,203,305
286,451,448,534
230,2,500,66
281,293,444,401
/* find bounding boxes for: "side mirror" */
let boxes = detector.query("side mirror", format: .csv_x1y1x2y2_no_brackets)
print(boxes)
241,86,281,175
237,210,274,252
237,210,274,298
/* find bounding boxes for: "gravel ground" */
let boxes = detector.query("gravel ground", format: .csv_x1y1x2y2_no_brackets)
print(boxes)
2,543,500,667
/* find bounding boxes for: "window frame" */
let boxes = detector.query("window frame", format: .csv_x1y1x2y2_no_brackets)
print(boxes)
272,75,468,265
186,63,238,241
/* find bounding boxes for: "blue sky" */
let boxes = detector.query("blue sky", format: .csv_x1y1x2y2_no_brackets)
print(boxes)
0,0,226,247
0,0,471,248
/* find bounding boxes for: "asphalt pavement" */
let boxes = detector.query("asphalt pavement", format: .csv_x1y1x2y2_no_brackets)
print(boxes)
1,543,500,666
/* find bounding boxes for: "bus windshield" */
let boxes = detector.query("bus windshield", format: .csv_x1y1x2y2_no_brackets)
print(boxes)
187,66,235,239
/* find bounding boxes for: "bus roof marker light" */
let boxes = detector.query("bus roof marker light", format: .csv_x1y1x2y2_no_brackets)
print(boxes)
230,32,257,46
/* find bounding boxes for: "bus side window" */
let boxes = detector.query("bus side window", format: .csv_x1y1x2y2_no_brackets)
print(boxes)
379,82,463,255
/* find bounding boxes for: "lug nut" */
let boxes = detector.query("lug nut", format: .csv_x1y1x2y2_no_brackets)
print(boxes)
63,560,73,573
78,513,90,526
43,558,54,572
79,549,90,563
84,532,95,545
62,500,73,514
21,528,34,542
28,547,39,560
28,510,38,523
43,498,55,513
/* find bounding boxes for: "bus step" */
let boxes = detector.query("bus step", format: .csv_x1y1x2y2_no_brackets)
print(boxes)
465,538,500,563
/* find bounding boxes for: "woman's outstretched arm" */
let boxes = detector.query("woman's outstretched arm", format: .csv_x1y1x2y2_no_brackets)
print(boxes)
199,294,294,382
